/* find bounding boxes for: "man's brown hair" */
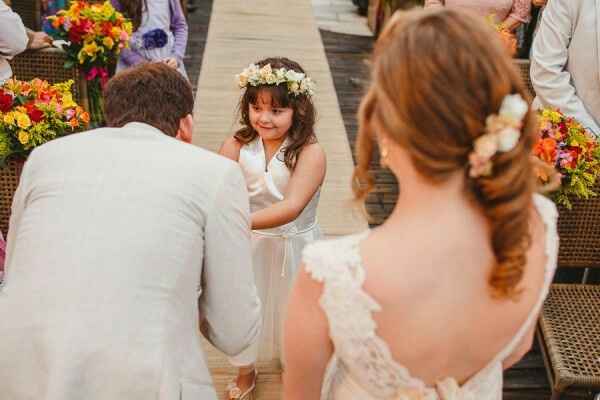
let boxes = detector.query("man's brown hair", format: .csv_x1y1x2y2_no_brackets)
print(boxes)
104,63,194,137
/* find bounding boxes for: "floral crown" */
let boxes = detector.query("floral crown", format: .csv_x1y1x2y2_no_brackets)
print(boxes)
469,94,529,178
236,63,316,97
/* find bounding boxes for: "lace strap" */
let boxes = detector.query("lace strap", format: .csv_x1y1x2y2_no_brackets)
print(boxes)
495,194,559,361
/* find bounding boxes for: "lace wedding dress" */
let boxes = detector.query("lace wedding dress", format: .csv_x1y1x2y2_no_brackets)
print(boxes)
303,194,558,400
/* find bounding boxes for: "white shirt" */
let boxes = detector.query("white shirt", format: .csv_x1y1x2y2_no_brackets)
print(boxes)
0,2,28,81
531,0,600,135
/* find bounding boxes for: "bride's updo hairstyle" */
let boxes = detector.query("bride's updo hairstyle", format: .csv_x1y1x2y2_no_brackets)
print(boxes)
354,8,537,299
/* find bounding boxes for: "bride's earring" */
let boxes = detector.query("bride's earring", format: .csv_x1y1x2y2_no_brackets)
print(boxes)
379,139,390,168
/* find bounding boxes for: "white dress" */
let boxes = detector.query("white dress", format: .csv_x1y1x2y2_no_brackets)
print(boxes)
231,137,322,365
303,194,558,400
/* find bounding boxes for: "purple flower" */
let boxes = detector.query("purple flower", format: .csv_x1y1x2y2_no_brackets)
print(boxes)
141,29,168,50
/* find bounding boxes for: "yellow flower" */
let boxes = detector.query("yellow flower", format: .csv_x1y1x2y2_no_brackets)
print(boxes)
79,41,100,63
18,130,30,145
103,36,115,50
3,112,15,125
62,93,77,109
15,112,31,129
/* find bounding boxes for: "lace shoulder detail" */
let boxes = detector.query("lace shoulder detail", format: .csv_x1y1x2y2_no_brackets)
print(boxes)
304,231,428,398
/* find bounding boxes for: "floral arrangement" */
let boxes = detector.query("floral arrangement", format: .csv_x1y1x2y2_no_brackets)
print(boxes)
236,64,316,97
469,94,529,178
46,1,132,125
533,108,600,208
486,15,517,57
0,78,89,165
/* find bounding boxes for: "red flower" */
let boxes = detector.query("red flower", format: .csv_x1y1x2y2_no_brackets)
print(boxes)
26,103,44,123
0,91,13,112
68,19,93,44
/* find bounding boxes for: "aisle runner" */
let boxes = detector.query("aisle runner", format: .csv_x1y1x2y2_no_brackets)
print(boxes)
192,1,368,398
192,0,367,237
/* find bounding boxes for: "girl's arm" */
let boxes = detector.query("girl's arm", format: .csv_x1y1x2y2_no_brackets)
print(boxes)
169,0,188,65
283,265,333,400
251,142,326,230
218,136,242,162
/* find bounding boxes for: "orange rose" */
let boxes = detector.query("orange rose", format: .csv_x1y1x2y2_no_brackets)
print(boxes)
534,137,558,164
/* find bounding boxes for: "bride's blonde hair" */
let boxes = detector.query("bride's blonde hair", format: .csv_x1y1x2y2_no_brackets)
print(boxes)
354,8,537,299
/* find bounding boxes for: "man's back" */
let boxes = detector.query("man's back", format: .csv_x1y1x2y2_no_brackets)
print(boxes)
0,123,261,400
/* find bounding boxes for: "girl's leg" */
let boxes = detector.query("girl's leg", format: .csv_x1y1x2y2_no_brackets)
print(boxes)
227,342,259,399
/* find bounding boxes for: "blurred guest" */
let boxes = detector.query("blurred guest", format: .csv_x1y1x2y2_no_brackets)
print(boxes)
531,0,599,135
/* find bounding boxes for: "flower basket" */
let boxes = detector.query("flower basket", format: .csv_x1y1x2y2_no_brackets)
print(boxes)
46,1,133,127
533,108,600,209
9,48,89,112
0,159,24,235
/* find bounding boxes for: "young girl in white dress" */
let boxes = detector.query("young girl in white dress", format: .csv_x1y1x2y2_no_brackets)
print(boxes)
219,57,326,400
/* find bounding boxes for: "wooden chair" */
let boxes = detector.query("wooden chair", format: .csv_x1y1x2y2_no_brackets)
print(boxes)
536,186,600,399
514,58,535,99
1,48,89,234
9,47,88,110
10,0,41,30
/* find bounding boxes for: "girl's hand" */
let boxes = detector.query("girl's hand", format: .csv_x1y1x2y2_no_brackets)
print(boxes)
162,57,178,69
531,0,546,7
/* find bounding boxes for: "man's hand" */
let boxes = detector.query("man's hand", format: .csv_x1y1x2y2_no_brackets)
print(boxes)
27,30,52,50
532,0,547,8
162,57,178,69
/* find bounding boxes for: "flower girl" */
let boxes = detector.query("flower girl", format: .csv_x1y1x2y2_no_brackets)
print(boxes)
219,57,325,400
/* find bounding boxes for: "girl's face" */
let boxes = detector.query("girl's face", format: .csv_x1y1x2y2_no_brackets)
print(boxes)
249,90,294,142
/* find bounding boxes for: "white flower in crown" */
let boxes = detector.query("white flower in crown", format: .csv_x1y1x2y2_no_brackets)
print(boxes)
499,94,529,121
235,63,316,97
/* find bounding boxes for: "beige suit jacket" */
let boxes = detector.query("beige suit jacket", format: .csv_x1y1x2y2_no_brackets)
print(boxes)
0,123,261,400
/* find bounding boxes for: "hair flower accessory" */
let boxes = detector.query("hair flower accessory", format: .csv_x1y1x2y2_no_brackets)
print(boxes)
236,63,316,97
469,93,528,178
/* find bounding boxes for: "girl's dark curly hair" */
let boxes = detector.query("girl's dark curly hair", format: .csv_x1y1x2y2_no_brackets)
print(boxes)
234,57,317,170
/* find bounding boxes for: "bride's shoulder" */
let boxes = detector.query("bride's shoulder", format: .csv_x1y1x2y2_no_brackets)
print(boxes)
302,230,370,284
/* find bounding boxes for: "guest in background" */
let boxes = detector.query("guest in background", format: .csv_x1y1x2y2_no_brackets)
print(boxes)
111,0,189,79
41,0,67,34
0,1,50,82
424,0,531,31
531,0,600,135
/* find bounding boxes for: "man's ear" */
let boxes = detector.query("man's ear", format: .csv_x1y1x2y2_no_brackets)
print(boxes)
175,114,193,143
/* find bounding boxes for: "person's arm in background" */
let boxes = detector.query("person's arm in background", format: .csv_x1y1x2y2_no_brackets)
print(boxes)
424,0,444,7
0,1,28,57
530,0,600,135
198,162,261,356
169,0,188,68
501,0,531,31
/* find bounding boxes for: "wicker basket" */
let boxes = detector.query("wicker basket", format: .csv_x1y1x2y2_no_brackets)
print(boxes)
9,48,89,112
10,0,41,30
514,59,535,99
0,159,24,236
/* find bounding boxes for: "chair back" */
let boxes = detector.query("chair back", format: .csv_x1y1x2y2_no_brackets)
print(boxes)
11,0,41,30
9,48,89,110
514,59,535,99
556,183,600,268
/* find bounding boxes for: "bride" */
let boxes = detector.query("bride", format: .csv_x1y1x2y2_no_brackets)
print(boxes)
283,8,559,400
